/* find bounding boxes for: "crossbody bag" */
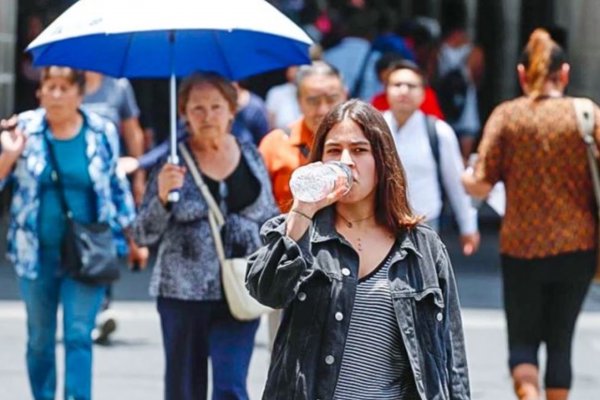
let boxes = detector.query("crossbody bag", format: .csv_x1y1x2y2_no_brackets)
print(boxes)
179,143,273,320
43,131,119,285
573,97,600,281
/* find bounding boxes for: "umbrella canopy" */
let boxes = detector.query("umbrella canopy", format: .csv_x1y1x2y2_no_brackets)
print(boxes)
26,0,313,80
27,0,312,198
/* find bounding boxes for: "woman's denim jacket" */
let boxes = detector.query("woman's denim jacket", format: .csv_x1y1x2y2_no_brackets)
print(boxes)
133,139,278,301
247,208,470,400
0,108,135,279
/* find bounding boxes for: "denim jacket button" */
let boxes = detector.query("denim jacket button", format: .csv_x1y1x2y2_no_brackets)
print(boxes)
436,312,443,321
298,292,307,301
341,268,351,276
335,312,344,321
325,355,335,365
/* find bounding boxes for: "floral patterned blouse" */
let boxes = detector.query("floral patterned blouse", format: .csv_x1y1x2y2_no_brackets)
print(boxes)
0,108,136,279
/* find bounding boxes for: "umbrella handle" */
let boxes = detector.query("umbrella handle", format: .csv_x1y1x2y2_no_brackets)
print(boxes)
167,190,180,203
167,155,180,204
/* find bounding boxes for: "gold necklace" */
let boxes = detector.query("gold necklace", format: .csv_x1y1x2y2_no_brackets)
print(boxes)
337,213,375,228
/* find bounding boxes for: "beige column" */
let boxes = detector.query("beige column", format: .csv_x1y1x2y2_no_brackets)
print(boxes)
555,0,600,101
497,0,522,101
0,0,17,117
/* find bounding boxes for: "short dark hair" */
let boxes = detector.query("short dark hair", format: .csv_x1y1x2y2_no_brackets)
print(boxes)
178,71,238,115
375,52,405,77
40,66,86,94
384,59,427,86
309,99,422,232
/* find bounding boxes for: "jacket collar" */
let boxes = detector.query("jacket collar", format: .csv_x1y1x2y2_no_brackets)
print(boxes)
311,206,423,259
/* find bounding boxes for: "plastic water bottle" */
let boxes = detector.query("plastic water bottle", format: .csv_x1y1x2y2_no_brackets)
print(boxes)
289,161,353,203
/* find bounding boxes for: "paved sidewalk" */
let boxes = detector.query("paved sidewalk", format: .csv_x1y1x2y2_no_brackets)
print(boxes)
2,218,599,398
1,301,599,399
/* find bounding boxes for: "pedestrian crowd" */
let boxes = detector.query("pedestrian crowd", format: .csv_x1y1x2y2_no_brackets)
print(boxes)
1,1,599,400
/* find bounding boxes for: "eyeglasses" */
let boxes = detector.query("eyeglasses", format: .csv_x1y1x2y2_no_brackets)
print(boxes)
302,93,343,108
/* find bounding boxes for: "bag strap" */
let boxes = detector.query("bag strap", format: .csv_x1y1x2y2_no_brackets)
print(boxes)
573,98,600,216
42,131,73,219
424,115,445,200
178,143,225,225
178,143,228,264
350,45,374,98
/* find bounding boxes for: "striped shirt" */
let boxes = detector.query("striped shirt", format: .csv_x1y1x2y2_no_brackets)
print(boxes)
333,252,420,399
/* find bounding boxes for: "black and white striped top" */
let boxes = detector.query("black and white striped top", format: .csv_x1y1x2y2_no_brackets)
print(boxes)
333,251,420,400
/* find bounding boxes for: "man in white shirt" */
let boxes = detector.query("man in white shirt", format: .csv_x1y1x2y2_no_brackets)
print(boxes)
265,66,301,130
383,60,480,255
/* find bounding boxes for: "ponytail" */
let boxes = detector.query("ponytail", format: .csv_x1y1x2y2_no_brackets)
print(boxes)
520,28,567,98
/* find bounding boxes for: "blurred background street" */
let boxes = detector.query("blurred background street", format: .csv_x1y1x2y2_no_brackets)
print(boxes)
1,210,599,399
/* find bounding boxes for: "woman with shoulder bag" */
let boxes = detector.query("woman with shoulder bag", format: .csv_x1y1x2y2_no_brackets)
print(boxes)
462,29,598,400
132,72,277,400
0,66,138,400
247,99,470,400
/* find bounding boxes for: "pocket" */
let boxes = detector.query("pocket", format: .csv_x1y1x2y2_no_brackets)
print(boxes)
393,286,445,308
394,287,446,362
413,287,445,309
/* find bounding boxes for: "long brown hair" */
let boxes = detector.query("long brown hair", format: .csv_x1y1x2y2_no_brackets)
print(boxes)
520,28,567,98
309,100,423,232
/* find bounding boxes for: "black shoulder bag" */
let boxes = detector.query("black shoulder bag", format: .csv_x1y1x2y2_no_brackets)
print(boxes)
44,133,120,285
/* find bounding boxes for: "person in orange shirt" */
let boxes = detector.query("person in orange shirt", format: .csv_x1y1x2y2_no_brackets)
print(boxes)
259,61,347,212
258,61,347,344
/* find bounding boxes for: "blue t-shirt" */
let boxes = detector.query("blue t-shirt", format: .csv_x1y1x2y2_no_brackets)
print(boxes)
38,125,96,249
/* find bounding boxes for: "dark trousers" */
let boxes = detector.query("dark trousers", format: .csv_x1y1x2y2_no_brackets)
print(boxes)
501,250,595,389
157,297,260,400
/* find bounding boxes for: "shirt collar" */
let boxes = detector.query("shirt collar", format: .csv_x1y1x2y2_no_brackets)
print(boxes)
288,117,314,147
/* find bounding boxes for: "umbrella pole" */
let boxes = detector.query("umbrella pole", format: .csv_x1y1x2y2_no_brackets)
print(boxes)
167,41,180,203
169,72,178,165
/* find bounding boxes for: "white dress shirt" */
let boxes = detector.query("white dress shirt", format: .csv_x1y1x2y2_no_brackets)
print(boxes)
265,82,301,129
383,110,477,235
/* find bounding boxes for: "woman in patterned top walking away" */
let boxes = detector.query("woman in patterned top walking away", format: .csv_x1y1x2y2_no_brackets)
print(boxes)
247,99,470,400
462,29,599,400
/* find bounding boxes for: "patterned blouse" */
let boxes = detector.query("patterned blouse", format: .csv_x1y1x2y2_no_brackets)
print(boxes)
474,96,600,258
0,108,136,279
132,138,278,301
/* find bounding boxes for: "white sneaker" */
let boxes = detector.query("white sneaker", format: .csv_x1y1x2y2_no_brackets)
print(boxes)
92,309,117,344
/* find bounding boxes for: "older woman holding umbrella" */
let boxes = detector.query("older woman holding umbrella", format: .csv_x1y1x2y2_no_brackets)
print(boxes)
132,72,277,400
0,66,140,400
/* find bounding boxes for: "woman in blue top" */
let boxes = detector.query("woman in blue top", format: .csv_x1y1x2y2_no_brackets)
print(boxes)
0,66,137,400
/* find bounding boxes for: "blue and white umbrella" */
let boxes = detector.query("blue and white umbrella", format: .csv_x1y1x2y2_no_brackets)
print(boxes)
27,0,312,196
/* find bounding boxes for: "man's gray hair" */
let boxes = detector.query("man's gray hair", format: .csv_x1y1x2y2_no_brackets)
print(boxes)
294,61,342,89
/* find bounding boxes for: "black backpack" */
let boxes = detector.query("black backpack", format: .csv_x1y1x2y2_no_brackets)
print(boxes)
435,68,468,123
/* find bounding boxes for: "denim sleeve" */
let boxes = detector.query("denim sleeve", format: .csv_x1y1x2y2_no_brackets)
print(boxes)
131,165,171,246
246,215,314,309
437,243,471,399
